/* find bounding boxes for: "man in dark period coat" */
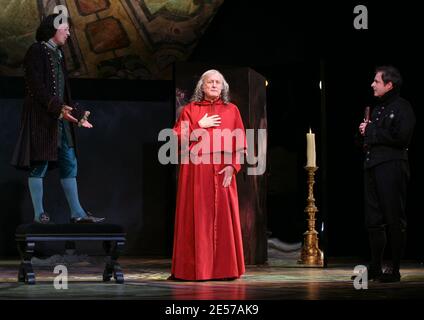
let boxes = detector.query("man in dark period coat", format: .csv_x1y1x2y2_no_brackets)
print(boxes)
358,66,415,282
11,14,104,224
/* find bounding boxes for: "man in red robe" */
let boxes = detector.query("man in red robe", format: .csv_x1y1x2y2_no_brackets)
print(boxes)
170,69,246,281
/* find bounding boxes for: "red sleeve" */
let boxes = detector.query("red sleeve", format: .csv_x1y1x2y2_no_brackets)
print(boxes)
230,106,247,174
173,105,207,155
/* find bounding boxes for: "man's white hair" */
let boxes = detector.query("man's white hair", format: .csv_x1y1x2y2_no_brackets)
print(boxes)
190,69,230,103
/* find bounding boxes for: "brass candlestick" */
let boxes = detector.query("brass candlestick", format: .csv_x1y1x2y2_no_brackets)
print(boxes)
298,166,324,266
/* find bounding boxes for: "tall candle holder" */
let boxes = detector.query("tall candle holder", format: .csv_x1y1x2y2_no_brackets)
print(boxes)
298,166,324,266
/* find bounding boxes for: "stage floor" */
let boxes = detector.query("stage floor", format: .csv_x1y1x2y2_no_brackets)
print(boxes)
1,252,424,300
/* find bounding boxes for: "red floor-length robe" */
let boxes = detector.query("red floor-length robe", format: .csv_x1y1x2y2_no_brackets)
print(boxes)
171,99,246,280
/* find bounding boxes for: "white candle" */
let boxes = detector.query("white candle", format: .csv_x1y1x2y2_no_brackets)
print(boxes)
306,128,316,167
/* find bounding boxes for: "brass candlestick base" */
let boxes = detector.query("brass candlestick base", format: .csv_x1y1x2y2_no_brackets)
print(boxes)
298,166,324,267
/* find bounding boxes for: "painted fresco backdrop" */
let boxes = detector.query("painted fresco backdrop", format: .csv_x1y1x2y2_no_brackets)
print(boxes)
0,0,224,79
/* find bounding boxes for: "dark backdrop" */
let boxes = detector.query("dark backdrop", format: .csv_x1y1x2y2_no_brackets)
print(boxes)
0,79,175,257
190,0,424,261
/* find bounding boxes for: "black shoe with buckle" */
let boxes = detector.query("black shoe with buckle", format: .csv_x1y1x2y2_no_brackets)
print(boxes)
85,211,105,223
34,212,52,224
350,265,382,281
378,267,401,283
70,212,105,224
369,267,383,281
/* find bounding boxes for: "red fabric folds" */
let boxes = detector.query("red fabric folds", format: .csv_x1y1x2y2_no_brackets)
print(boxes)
171,99,246,280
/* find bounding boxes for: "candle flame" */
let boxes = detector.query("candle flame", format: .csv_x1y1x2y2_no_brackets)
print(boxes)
309,128,312,133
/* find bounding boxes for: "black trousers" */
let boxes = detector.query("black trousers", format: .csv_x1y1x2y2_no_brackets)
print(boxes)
364,160,409,271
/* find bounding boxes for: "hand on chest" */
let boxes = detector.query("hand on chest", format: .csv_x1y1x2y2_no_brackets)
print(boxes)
196,108,233,129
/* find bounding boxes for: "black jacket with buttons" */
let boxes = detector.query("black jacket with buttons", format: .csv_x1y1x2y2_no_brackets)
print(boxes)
11,42,85,169
363,90,415,168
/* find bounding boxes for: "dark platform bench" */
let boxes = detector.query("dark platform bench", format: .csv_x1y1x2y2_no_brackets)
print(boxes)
15,223,126,285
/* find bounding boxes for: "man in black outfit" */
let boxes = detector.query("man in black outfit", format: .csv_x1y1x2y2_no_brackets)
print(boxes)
358,66,415,282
